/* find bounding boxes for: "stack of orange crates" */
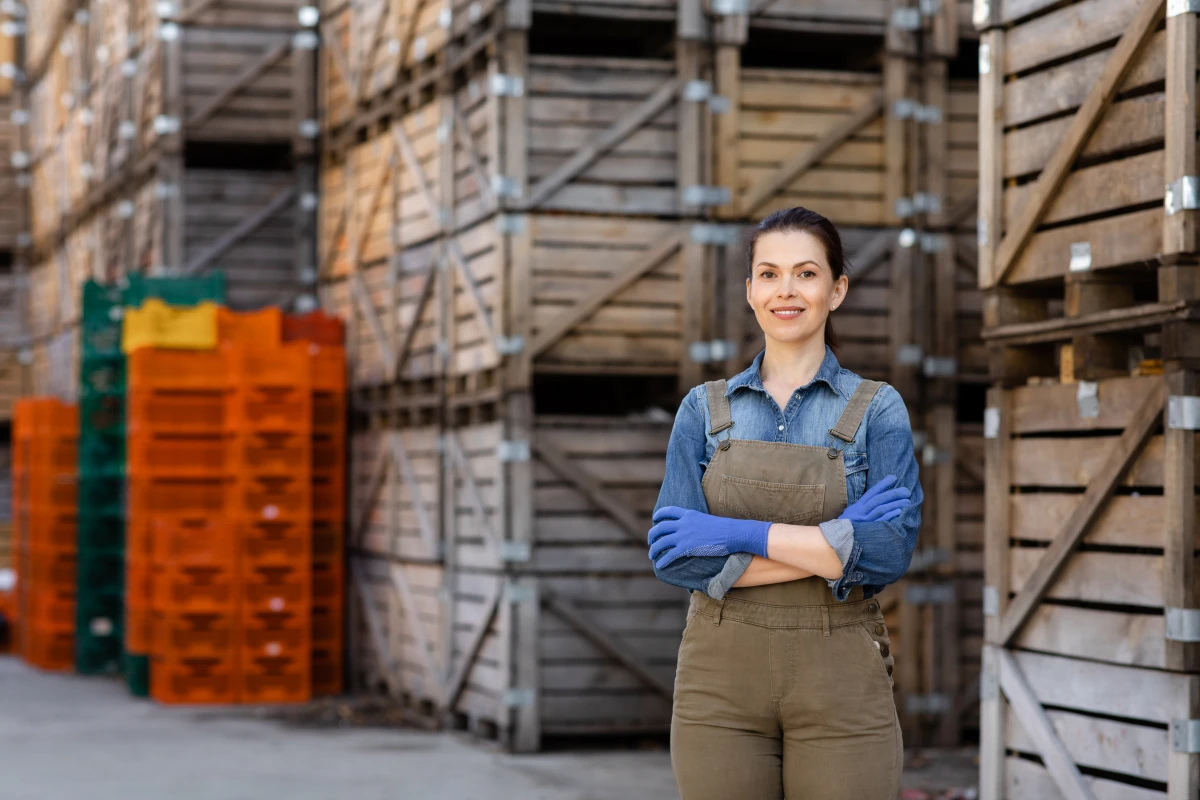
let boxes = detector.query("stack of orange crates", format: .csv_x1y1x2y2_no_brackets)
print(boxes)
12,398,78,671
226,337,313,704
127,349,231,701
286,311,347,697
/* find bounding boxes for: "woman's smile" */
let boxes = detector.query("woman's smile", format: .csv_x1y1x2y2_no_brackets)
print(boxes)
770,306,805,319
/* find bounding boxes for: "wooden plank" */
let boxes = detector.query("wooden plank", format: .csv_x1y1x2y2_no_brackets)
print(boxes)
990,0,1166,288
525,77,681,211
528,236,683,358
1000,381,1164,645
741,90,884,216
980,389,1011,800
183,186,296,276
186,38,291,130
1163,372,1198,674
1005,756,1165,800
1165,10,1200,256
351,558,399,694
998,649,1095,800
531,437,646,545
386,431,440,559
389,561,443,702
540,587,674,699
444,587,501,709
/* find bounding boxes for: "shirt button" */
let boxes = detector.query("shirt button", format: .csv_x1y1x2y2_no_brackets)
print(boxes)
777,424,784,431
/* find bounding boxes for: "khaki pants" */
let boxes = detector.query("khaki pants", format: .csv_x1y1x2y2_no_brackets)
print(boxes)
671,592,903,799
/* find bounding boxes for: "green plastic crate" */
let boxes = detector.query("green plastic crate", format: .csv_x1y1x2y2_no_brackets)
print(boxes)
75,587,124,675
76,512,125,551
122,272,225,308
124,653,150,697
76,549,124,590
80,355,125,395
79,433,126,478
77,475,125,517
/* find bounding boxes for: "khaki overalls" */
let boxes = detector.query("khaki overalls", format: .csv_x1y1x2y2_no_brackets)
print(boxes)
670,378,903,800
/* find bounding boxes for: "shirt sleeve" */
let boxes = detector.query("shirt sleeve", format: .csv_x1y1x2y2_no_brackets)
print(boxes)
830,384,923,601
650,387,740,596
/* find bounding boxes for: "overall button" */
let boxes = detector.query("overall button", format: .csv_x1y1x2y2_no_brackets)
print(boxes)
875,624,885,635
880,644,890,657
867,602,878,614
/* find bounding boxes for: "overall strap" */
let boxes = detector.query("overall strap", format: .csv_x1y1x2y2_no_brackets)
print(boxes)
704,380,734,436
827,380,883,457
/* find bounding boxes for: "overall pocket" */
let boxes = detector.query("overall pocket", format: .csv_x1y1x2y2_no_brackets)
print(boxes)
858,619,895,688
718,475,825,524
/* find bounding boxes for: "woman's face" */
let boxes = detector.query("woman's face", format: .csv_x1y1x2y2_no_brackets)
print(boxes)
746,229,848,347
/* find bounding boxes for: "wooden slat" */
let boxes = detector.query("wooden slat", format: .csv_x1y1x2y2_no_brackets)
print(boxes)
525,77,681,211
352,443,391,545
186,38,291,130
541,587,673,700
989,0,1166,287
389,561,443,702
351,559,399,694
532,436,645,545
183,186,296,275
386,431,440,559
741,90,884,216
999,381,1165,645
998,649,1097,800
443,587,502,710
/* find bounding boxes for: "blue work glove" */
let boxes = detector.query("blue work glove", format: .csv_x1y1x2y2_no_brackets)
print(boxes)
647,507,771,571
840,474,910,523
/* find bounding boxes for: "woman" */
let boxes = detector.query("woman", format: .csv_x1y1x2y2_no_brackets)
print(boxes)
649,207,923,799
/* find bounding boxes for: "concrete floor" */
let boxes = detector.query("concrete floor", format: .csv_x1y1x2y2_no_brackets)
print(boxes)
0,656,978,800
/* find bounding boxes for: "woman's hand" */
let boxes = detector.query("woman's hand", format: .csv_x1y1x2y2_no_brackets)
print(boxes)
647,507,771,570
839,474,911,523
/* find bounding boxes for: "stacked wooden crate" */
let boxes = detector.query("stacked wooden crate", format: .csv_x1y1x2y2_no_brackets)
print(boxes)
324,0,736,752
976,0,1200,797
22,0,318,399
709,0,986,746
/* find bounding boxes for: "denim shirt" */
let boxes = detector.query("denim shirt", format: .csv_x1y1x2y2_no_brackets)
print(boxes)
652,347,922,602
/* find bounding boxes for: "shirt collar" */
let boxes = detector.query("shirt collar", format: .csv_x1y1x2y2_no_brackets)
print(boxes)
725,346,846,399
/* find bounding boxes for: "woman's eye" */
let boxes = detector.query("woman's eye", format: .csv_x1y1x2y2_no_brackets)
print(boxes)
801,270,815,278
760,270,775,279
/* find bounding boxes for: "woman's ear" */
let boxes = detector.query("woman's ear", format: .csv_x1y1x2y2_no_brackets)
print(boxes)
831,274,849,310
745,277,752,306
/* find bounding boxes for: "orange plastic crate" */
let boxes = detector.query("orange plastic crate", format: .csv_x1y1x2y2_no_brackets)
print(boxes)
151,655,237,704
282,310,344,347
241,609,311,657
225,475,311,524
127,391,224,435
224,343,312,389
311,648,343,697
25,551,75,587
23,627,74,671
128,432,224,477
224,431,310,476
312,394,346,435
312,517,343,562
150,516,236,566
21,511,77,552
16,476,78,514
239,654,310,704
150,564,237,612
241,563,310,616
128,477,225,516
126,563,153,610
150,610,236,659
308,345,346,393
311,557,342,603
14,398,78,438
312,473,344,521
125,606,152,653
128,349,227,391
25,589,75,630
241,519,311,565
218,307,282,347
13,437,77,474
126,517,153,562
311,602,343,650
224,386,313,433
311,433,343,476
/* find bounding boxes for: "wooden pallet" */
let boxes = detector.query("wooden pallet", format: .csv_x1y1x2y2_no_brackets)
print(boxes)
980,374,1200,800
974,0,1198,383
348,413,682,750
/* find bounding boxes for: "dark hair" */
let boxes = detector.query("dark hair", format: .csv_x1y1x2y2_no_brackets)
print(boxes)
745,206,848,350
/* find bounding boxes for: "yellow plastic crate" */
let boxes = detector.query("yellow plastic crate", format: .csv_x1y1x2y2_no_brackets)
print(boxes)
121,299,219,354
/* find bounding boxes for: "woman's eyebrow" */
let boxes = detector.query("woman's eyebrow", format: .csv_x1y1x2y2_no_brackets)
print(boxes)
755,260,822,269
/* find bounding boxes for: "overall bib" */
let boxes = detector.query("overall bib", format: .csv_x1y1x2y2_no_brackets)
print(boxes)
670,379,903,800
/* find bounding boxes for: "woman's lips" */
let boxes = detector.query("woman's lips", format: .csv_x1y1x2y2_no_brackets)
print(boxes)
770,308,804,319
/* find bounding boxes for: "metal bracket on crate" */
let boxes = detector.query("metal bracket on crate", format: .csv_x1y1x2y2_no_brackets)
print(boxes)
495,214,526,235
499,541,532,562
153,115,181,136
914,192,942,214
1076,381,1099,419
9,150,27,169
908,547,951,571
979,42,992,75
1166,176,1200,215
921,233,947,253
905,693,951,715
15,231,29,249
1168,0,1200,16
712,0,749,14
1166,608,1200,641
10,109,29,126
1068,241,1092,272
495,335,525,356
1167,396,1200,430
923,355,957,378
298,6,320,26
293,30,319,50
980,669,999,701
919,0,940,15
683,185,732,208
490,175,521,200
689,339,736,364
298,120,321,140
505,582,537,605
497,440,531,463
895,197,915,219
982,585,999,616
977,218,988,247
690,223,740,246
922,443,951,467
157,21,180,41
983,407,1000,439
503,688,536,708
708,95,731,115
896,344,924,366
1172,720,1200,753
489,73,525,98
683,80,712,102
891,7,922,30
972,0,991,26
905,583,955,606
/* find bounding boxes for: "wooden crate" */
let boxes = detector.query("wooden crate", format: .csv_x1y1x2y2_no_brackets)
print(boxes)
975,0,1198,382
980,374,1200,800
349,413,682,749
